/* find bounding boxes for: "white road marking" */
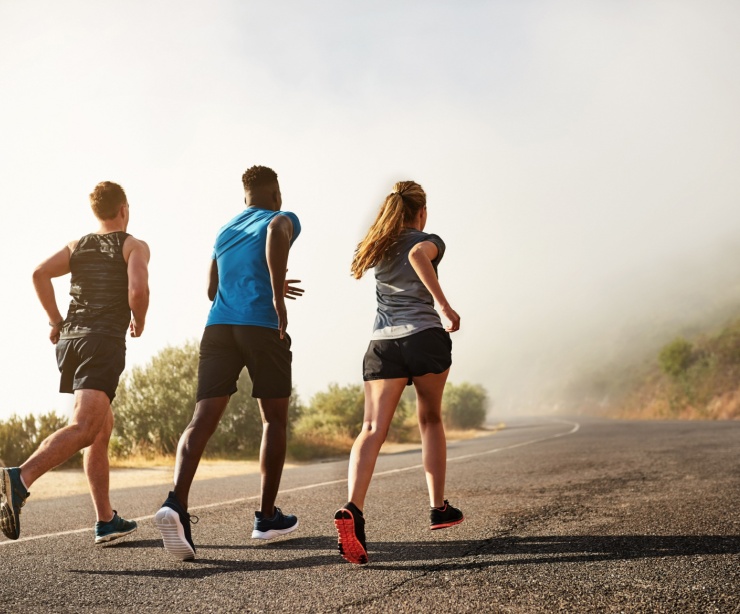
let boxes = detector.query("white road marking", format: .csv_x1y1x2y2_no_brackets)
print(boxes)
0,419,580,545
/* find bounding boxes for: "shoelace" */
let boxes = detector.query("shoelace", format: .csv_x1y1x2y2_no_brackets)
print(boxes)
188,514,199,524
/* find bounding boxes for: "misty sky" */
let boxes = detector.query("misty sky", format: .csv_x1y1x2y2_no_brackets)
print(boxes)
1,0,739,421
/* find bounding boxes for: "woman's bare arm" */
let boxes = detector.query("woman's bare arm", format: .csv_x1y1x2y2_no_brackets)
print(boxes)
408,241,460,332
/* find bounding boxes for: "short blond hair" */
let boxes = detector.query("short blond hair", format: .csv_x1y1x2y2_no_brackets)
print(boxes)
89,181,127,220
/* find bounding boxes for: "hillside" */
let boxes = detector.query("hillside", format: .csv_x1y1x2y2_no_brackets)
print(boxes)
563,315,740,420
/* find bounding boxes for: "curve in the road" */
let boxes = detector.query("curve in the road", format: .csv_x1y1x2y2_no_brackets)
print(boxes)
0,418,580,546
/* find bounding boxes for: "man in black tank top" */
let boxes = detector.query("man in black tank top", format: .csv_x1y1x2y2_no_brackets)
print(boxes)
0,181,150,545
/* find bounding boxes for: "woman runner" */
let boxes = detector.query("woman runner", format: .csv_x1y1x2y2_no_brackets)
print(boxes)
334,180,464,565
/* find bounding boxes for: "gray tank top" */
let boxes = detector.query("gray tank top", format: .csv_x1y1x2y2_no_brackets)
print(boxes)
371,228,446,340
61,232,131,339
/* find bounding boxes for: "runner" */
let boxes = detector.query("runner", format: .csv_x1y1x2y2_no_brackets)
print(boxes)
0,181,150,544
334,180,463,564
154,165,303,561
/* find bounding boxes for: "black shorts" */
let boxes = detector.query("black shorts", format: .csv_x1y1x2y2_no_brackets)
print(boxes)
197,324,292,400
363,327,452,385
56,335,126,402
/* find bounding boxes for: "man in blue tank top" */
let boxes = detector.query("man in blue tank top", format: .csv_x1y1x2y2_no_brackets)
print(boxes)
155,165,303,561
0,181,150,545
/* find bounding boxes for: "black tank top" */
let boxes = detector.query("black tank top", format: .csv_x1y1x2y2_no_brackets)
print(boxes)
61,232,131,339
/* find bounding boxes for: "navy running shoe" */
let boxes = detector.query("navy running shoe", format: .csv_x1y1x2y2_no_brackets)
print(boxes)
0,467,30,540
334,502,368,564
251,507,299,540
430,500,464,530
154,491,198,560
95,511,137,544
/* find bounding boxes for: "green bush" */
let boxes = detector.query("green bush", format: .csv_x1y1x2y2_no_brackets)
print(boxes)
0,411,79,467
113,340,300,459
658,338,694,378
442,382,488,429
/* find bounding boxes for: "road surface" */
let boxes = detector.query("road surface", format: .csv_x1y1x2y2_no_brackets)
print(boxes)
1,418,738,612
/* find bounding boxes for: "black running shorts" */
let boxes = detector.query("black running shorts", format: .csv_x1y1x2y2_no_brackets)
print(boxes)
363,327,452,385
197,324,292,400
56,335,127,402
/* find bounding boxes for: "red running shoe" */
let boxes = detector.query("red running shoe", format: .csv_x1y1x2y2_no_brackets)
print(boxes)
334,502,368,564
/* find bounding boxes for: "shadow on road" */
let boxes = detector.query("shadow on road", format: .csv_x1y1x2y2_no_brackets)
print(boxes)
370,534,740,571
68,534,739,578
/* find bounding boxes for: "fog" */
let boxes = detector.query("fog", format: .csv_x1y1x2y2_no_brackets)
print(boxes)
0,1,739,421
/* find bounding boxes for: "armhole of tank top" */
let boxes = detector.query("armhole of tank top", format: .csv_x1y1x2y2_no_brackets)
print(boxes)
121,233,133,263
68,237,83,256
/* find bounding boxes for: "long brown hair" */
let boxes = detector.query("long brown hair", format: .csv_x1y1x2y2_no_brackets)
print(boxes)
351,180,426,279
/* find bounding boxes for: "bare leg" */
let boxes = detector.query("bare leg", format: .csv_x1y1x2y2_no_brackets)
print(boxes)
20,389,111,489
172,396,230,509
347,379,406,511
83,405,115,521
413,369,450,508
257,397,289,517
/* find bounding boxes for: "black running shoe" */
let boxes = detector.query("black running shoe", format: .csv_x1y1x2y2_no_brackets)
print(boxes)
430,500,464,530
154,491,198,560
334,502,368,564
251,507,299,540
0,467,30,540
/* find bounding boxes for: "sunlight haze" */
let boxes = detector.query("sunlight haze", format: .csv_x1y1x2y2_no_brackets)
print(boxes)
1,0,739,420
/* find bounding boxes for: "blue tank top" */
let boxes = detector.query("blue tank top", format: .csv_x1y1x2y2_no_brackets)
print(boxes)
206,207,301,329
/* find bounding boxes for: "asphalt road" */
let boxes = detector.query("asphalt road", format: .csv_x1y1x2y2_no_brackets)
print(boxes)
1,418,738,613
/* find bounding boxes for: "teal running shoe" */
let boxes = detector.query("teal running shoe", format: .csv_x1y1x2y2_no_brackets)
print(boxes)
95,511,137,544
0,467,30,540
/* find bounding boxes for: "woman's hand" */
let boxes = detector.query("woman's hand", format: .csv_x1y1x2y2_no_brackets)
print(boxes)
440,303,461,332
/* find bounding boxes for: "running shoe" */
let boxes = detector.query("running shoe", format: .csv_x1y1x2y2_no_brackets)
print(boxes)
430,500,464,530
94,511,137,544
154,491,198,560
0,467,30,540
251,507,299,540
334,502,368,565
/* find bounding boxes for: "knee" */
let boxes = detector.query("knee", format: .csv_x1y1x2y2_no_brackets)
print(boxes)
68,421,99,448
262,416,288,430
187,414,220,438
361,420,389,439
417,410,443,427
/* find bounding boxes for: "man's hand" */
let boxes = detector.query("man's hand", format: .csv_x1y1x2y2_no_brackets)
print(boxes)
284,278,304,300
129,316,145,338
274,297,288,339
49,322,62,345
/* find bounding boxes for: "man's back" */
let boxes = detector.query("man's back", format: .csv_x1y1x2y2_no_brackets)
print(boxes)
62,231,131,339
207,207,300,329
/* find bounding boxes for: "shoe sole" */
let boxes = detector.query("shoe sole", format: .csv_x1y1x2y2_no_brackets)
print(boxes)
251,518,299,540
0,470,20,540
154,507,195,560
334,509,368,565
430,515,465,530
95,525,138,545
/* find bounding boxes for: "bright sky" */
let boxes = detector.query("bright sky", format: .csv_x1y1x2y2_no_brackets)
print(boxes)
1,1,739,421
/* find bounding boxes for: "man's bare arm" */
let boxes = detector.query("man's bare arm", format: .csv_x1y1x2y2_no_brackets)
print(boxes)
208,259,219,301
125,237,151,337
266,215,293,339
32,243,73,344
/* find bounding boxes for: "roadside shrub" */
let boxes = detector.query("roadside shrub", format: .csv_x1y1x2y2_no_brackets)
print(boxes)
658,338,694,378
442,382,488,429
113,340,300,459
0,411,79,467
